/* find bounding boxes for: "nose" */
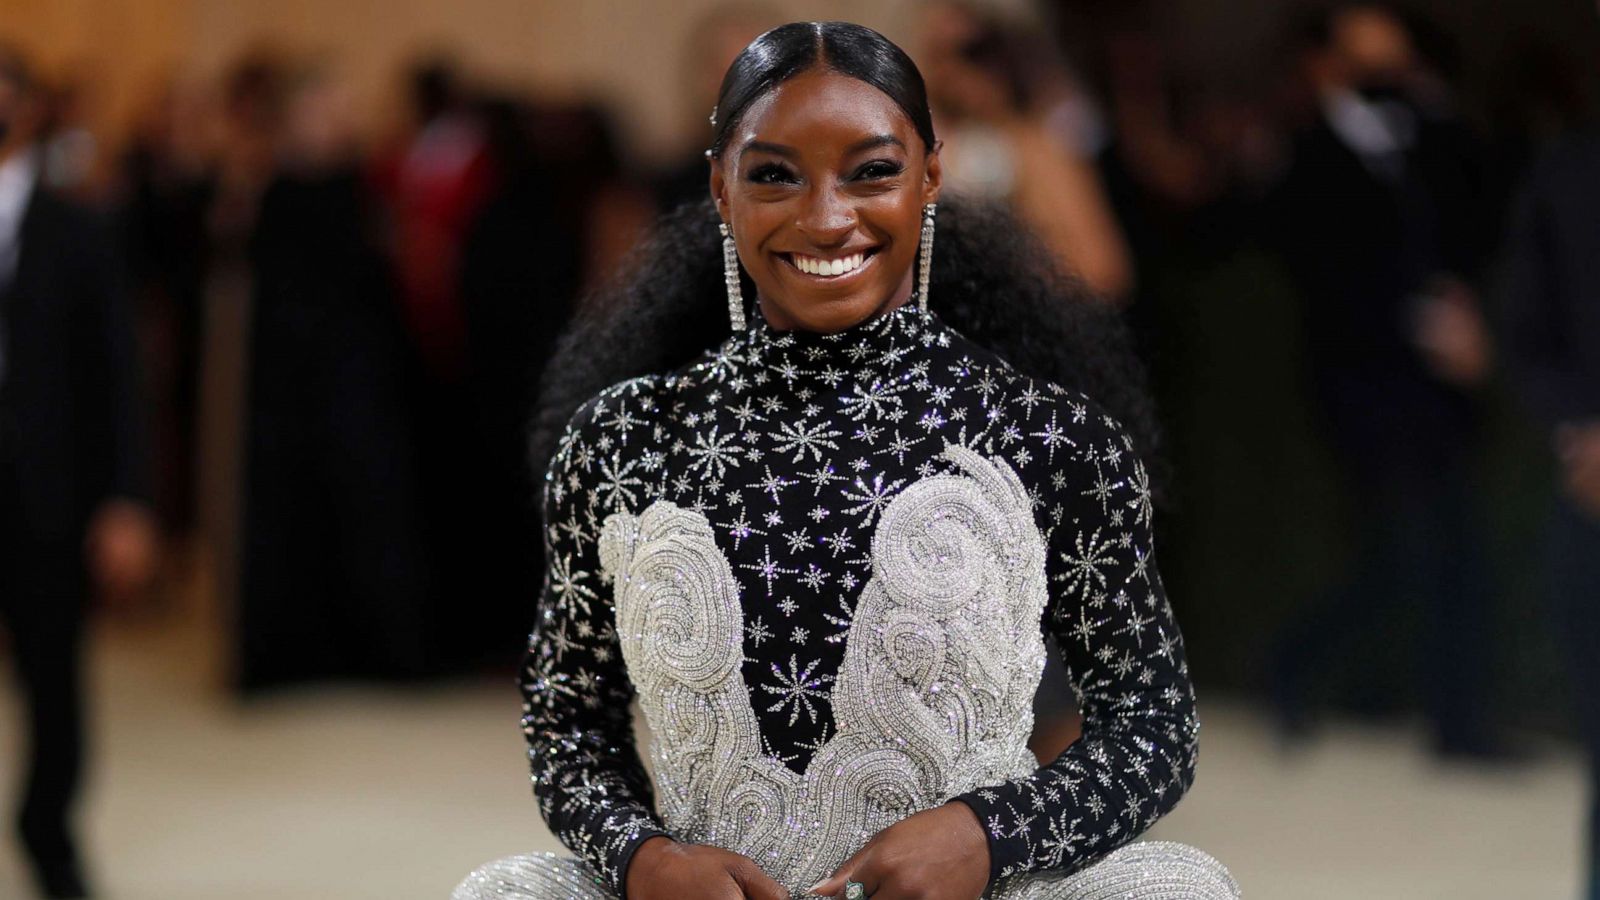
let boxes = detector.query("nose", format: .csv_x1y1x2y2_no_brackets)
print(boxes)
794,183,855,247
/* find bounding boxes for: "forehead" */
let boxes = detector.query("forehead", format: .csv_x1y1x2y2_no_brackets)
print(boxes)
733,68,917,149
1331,9,1412,63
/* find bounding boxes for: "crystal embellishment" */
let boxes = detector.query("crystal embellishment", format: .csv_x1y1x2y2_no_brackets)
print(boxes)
601,445,1048,896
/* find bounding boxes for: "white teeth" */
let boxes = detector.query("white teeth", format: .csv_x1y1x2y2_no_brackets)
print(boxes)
794,252,866,277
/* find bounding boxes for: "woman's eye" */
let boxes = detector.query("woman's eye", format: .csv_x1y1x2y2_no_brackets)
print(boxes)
854,160,905,180
748,164,798,185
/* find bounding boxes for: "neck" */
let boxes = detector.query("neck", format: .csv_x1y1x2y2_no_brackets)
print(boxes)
754,267,918,334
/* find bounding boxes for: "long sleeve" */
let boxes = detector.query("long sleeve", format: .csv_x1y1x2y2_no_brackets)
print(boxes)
84,211,151,505
953,400,1198,884
520,381,671,895
1496,161,1594,430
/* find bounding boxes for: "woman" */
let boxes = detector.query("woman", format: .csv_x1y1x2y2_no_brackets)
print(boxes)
918,2,1134,302
457,22,1235,900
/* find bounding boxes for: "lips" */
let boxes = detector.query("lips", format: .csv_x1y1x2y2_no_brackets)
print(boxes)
782,249,878,280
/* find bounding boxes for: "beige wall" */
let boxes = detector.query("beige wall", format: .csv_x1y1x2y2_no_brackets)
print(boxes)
11,0,1589,165
0,0,190,141
2,0,990,164
178,0,970,161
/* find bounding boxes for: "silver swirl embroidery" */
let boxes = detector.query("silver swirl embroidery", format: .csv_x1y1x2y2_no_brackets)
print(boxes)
600,445,1049,896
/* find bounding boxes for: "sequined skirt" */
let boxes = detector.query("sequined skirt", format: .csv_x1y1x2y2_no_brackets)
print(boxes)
451,841,1241,899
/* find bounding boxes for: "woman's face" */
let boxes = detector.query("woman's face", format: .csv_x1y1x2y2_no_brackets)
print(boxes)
710,67,942,333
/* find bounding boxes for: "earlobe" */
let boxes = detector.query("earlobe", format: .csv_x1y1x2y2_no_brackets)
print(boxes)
922,145,945,205
708,159,729,216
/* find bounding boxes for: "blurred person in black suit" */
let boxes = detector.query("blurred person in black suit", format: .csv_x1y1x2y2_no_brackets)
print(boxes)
119,80,218,549
1267,5,1504,757
1500,97,1600,900
0,46,157,898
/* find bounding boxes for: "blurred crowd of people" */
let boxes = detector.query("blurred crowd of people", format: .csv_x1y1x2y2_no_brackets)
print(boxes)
3,0,1600,896
107,50,668,687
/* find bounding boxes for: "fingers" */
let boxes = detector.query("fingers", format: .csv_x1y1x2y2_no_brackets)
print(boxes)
808,848,876,899
808,874,846,898
808,867,850,897
727,857,789,900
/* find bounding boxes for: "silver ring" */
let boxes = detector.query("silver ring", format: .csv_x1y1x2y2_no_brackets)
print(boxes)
844,881,867,900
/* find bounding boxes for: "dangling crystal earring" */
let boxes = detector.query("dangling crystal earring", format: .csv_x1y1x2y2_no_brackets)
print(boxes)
917,203,937,314
720,221,746,331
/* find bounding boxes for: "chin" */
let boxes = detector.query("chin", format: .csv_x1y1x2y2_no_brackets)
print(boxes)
770,292,894,333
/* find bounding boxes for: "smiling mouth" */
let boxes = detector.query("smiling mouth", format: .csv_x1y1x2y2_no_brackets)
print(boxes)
782,249,878,280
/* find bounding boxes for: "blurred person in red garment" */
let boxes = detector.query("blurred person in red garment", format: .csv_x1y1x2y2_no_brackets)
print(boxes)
371,56,495,382
0,44,158,899
369,57,499,670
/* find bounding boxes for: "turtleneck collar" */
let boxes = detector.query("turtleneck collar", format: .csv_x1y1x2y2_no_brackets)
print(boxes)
744,299,941,366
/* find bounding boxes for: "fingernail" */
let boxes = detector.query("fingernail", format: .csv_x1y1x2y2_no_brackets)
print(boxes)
807,882,826,894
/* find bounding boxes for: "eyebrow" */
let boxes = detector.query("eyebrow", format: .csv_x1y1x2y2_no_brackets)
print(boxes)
846,134,905,153
740,140,797,159
738,134,907,159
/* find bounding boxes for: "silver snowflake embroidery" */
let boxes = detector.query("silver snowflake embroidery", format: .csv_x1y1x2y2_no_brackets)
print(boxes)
841,473,905,525
839,379,905,421
596,453,645,511
685,426,745,480
761,655,835,726
744,614,774,648
1031,410,1076,465
772,419,843,462
803,460,846,496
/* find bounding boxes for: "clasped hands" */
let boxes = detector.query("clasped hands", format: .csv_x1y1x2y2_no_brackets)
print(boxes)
625,801,990,900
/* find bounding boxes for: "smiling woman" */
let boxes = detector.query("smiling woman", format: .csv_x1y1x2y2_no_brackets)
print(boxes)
708,60,938,334
453,21,1238,900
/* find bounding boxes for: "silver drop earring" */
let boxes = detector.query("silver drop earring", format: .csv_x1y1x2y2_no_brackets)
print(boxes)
917,203,937,314
720,221,746,331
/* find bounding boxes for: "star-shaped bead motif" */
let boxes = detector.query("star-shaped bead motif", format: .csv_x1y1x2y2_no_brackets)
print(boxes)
520,304,1197,892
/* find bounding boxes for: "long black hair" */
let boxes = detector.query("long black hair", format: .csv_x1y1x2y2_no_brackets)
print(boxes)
531,23,1161,494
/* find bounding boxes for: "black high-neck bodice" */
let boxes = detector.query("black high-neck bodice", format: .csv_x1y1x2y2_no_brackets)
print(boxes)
520,302,1198,895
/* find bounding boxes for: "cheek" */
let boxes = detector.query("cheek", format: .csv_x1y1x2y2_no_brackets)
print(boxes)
862,197,925,253
731,201,791,257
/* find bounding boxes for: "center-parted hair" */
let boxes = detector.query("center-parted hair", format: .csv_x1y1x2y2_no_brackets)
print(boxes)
709,21,937,159
531,22,1162,500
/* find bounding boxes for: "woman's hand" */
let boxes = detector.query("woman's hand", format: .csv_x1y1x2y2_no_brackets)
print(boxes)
625,836,789,900
808,802,991,900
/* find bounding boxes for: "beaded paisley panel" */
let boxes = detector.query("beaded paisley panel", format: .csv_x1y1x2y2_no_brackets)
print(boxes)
518,303,1200,896
601,445,1046,894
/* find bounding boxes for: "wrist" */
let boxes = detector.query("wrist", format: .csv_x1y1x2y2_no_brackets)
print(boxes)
623,836,677,900
942,800,992,882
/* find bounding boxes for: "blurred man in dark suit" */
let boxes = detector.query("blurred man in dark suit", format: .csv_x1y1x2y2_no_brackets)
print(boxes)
1268,5,1503,757
1499,41,1600,892
0,45,157,898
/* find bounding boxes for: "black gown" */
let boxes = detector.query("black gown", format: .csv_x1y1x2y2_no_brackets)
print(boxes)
478,302,1224,899
239,168,429,687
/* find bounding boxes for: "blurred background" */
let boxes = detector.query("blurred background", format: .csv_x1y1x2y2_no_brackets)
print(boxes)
2,0,1599,897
